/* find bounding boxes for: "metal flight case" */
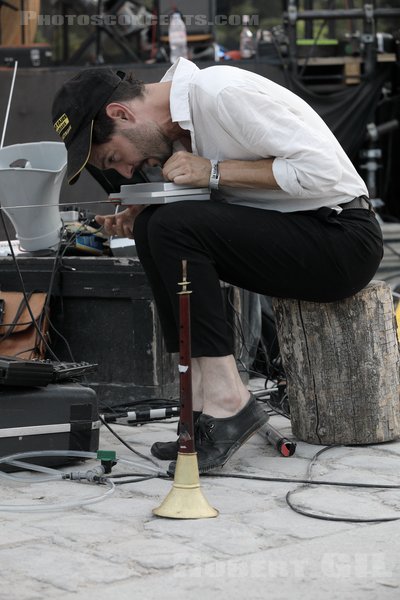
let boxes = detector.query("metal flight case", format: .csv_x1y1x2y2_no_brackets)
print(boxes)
0,383,100,472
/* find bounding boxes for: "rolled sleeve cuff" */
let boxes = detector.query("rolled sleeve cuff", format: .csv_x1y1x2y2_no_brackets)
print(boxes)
272,157,305,197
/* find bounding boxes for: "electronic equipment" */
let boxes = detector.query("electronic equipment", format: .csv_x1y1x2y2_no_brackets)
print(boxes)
110,182,210,206
265,423,296,457
0,356,97,387
0,44,53,68
51,361,98,382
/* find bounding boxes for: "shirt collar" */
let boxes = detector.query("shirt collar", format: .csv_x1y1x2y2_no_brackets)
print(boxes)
160,58,199,128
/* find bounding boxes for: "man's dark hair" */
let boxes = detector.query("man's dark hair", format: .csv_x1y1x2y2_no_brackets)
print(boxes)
92,74,145,145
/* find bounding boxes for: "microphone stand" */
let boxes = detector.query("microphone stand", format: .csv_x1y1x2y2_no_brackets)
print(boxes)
151,0,169,62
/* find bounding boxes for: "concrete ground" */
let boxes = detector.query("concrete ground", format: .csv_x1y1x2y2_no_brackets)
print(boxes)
0,379,400,600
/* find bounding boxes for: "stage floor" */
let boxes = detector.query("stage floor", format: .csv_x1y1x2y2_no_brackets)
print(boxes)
0,376,399,599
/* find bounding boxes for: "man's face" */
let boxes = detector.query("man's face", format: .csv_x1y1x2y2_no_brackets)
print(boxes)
90,121,173,179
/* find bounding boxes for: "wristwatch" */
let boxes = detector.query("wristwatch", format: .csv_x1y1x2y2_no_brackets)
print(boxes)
209,160,220,190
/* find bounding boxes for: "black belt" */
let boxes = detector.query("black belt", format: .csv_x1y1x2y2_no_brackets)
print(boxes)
339,195,373,211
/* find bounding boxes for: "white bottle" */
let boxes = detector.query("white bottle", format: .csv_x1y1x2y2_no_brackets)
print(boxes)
240,15,255,59
168,11,188,63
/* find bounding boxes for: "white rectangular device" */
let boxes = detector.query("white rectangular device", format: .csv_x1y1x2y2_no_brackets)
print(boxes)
109,182,211,205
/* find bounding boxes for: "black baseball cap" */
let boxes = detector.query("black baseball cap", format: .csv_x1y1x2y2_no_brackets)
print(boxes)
52,68,125,185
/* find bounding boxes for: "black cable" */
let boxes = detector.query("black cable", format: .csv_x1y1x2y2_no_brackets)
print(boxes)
204,471,400,490
110,418,181,427
257,395,291,420
0,209,74,363
285,444,400,523
270,25,292,88
107,471,158,479
39,225,64,323
225,289,285,384
238,360,269,381
103,397,179,411
224,292,290,418
215,289,400,520
77,451,400,521
382,132,394,205
46,316,76,362
225,294,255,368
225,292,271,380
205,444,400,523
256,327,279,380
284,491,399,523
0,211,95,364
59,216,93,261
110,475,159,485
0,213,175,432
45,216,103,364
99,415,160,468
0,210,60,361
37,227,67,362
298,18,328,79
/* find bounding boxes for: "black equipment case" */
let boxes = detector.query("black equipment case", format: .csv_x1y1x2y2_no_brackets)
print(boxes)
0,383,100,472
0,44,53,68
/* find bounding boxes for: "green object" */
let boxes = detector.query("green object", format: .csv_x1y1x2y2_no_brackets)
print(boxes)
97,450,117,474
97,450,117,461
297,38,338,46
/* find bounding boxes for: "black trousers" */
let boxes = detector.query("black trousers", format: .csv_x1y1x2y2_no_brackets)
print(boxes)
133,201,383,357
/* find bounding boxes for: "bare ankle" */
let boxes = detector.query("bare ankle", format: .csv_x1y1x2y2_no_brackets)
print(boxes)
203,393,250,418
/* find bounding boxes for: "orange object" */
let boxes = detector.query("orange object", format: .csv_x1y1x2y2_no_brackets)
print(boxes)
0,0,40,46
224,50,242,60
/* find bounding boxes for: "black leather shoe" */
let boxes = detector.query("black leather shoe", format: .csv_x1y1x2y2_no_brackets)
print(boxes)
151,439,179,461
151,411,202,461
167,394,268,475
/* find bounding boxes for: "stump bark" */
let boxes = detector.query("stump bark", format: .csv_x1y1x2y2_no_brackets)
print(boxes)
272,280,400,445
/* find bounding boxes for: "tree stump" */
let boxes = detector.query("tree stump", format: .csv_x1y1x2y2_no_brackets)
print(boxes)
272,280,400,445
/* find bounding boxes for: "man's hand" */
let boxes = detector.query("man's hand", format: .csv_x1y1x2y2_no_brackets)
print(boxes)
162,151,211,187
95,205,145,239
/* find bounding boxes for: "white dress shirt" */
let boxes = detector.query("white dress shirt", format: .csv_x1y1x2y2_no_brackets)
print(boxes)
161,58,368,213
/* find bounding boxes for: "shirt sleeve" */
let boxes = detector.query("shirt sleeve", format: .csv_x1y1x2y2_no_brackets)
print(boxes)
216,86,343,197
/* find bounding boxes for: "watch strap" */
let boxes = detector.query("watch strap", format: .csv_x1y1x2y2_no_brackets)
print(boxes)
209,160,220,190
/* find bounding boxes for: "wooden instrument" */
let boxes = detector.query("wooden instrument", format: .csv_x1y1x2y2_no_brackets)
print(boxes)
153,259,218,519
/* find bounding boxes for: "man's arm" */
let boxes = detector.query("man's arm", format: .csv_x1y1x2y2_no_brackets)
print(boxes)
162,152,280,189
215,86,343,197
217,158,279,189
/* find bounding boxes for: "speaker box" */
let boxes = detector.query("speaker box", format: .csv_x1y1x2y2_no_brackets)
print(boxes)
158,0,216,35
